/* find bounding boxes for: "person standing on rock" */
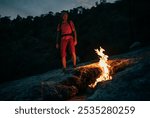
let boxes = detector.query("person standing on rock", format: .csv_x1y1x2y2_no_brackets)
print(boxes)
56,12,77,73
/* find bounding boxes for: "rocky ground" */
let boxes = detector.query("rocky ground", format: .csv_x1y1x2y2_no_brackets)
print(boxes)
0,46,149,101
88,46,150,100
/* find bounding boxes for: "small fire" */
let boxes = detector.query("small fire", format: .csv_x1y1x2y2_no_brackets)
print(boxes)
89,47,112,88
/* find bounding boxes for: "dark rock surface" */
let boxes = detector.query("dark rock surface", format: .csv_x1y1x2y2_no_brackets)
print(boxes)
0,46,149,101
87,46,150,100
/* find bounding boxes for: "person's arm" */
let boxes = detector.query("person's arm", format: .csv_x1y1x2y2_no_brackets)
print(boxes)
56,24,61,48
73,30,77,46
70,21,77,46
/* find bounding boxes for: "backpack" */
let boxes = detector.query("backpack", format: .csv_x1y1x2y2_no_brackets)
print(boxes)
59,20,74,38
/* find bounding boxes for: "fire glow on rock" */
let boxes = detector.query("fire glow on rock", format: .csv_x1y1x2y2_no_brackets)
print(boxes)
89,47,112,88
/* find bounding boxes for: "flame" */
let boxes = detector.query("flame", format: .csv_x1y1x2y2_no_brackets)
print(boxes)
89,47,112,88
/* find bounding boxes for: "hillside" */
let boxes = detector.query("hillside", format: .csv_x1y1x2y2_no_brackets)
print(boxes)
0,46,149,101
0,0,149,82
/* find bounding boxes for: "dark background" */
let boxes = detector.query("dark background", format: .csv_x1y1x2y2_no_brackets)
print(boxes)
0,0,149,83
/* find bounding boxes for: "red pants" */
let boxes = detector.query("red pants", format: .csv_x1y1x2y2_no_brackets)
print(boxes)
60,37,75,57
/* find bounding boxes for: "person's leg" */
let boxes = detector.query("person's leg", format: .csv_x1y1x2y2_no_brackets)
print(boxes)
61,38,68,69
72,52,76,68
69,38,76,67
62,56,66,69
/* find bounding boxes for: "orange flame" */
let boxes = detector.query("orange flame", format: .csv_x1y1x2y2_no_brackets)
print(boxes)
89,47,112,88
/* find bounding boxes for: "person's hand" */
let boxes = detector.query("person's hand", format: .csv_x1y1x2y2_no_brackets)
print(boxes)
56,43,59,49
74,40,77,46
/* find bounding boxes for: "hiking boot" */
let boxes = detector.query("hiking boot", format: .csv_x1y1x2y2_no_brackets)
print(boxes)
73,65,77,69
62,68,67,74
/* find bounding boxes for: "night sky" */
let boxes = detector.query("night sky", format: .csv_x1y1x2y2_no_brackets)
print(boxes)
0,0,116,19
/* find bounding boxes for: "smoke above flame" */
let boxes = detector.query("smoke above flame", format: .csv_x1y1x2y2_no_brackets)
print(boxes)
89,47,112,88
